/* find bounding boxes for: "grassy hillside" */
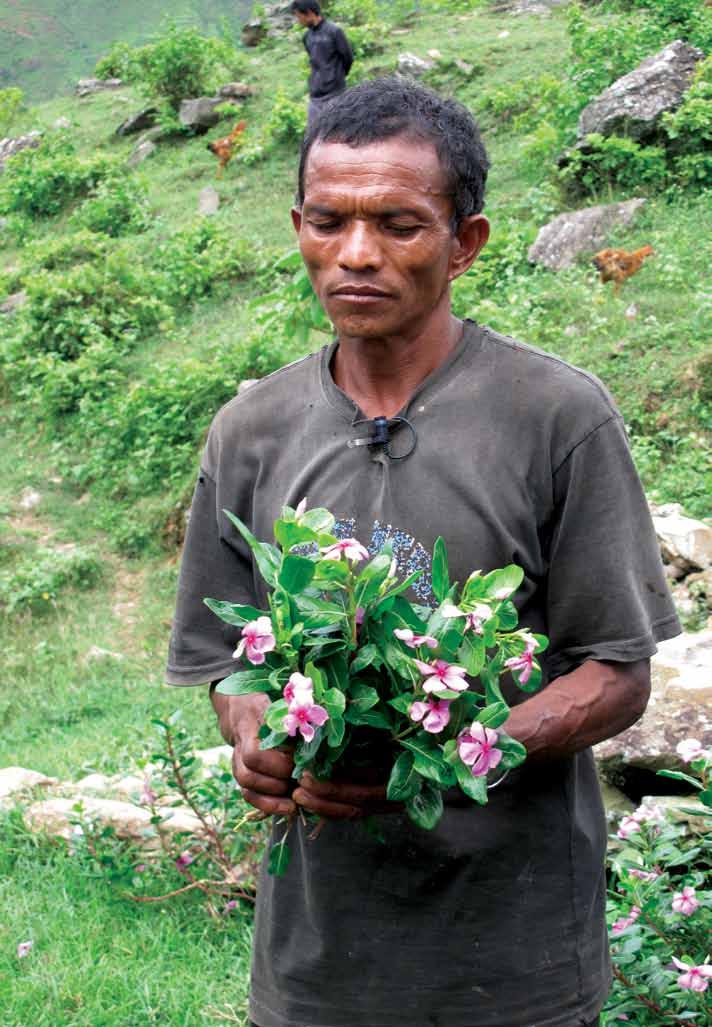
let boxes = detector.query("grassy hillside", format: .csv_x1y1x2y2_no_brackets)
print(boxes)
0,0,711,1022
0,0,252,100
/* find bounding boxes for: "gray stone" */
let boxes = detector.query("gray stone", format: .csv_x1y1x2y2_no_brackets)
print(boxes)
218,82,256,101
179,97,222,132
116,107,159,137
650,503,712,573
198,186,220,216
0,131,41,171
528,198,646,271
24,796,206,847
0,290,28,315
127,140,156,167
578,40,704,142
76,77,123,97
19,486,41,509
86,645,125,662
242,20,267,47
53,116,71,129
397,53,434,78
0,767,58,808
640,795,710,834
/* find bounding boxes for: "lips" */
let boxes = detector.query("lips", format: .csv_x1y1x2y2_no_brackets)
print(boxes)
329,284,391,298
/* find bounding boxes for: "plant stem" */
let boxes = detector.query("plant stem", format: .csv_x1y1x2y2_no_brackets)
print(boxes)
611,965,698,1026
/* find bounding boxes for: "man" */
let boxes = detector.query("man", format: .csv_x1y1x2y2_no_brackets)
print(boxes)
166,78,680,1027
291,0,353,126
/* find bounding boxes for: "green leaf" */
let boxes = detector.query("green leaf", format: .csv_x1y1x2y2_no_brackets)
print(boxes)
354,551,393,607
223,509,280,587
203,598,266,626
326,711,345,748
300,507,336,534
371,570,425,615
387,750,420,801
497,731,527,770
388,693,415,716
215,669,273,696
657,769,703,790
496,600,519,631
482,660,506,706
264,698,289,732
304,661,328,699
431,536,449,603
481,565,524,601
313,559,351,588
344,706,393,729
477,701,509,729
274,520,318,550
401,737,455,788
322,686,346,715
350,644,381,673
267,839,291,876
347,681,380,711
405,779,444,830
454,760,488,804
259,729,289,750
458,632,485,676
442,738,459,765
278,554,315,593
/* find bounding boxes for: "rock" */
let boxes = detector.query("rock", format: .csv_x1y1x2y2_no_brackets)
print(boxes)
0,131,42,171
19,486,41,510
116,107,159,137
76,77,123,97
0,767,58,807
198,186,220,216
218,82,255,101
427,49,442,60
24,796,206,847
0,290,28,314
113,775,147,800
179,97,222,133
127,140,156,167
651,503,712,572
639,794,710,834
454,59,474,76
595,631,712,775
86,645,125,661
625,303,638,320
72,773,114,793
528,198,646,271
264,1,294,33
578,40,704,143
242,20,267,47
598,778,634,824
53,116,71,129
397,53,434,79
195,745,233,767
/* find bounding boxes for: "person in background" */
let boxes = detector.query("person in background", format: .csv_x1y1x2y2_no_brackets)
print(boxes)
291,0,353,126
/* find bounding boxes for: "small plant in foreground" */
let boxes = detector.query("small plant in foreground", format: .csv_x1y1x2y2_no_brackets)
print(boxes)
604,740,712,1025
0,545,102,614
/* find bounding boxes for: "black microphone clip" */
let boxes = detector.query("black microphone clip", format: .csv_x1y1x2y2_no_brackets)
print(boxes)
347,415,417,460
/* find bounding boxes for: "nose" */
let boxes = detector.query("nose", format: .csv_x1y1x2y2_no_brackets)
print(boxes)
337,219,382,272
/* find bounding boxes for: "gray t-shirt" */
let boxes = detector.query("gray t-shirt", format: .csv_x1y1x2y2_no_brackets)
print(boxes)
167,322,679,1027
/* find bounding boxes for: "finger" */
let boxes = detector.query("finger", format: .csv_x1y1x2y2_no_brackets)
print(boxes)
292,786,362,819
300,772,388,805
241,788,296,816
234,756,294,797
239,738,295,781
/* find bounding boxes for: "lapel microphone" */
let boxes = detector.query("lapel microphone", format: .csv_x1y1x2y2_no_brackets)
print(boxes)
347,415,417,460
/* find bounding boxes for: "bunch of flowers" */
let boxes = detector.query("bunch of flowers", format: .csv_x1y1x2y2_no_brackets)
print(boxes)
207,502,547,874
605,740,712,1025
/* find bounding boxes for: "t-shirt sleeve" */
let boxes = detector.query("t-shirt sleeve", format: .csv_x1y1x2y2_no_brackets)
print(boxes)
165,466,256,686
545,414,681,680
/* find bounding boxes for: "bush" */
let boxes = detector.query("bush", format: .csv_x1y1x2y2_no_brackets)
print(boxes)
154,220,258,304
69,174,153,237
558,133,669,199
0,136,114,218
0,87,23,135
240,89,307,164
0,545,102,614
663,57,712,189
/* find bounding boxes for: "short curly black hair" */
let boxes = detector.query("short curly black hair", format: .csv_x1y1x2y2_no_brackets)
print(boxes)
297,77,489,230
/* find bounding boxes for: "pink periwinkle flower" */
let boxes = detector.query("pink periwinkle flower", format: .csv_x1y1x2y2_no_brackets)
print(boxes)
632,803,665,826
617,816,642,841
295,497,308,516
410,697,452,734
140,774,157,806
355,606,365,626
394,628,438,650
458,722,503,777
611,905,641,935
465,604,493,635
223,899,238,914
672,958,712,993
283,696,329,743
628,867,660,882
283,672,313,705
676,738,707,763
17,941,33,958
672,885,700,916
135,863,147,873
175,850,195,873
414,658,469,694
320,538,369,564
504,633,537,685
233,616,275,666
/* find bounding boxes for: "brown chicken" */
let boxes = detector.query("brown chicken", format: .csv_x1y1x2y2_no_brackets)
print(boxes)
592,245,655,293
207,120,247,177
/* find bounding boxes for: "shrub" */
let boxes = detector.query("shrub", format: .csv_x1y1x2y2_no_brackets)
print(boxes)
154,220,258,304
240,89,307,164
94,40,140,81
0,136,114,218
0,87,23,135
663,57,712,189
69,174,153,237
558,133,669,199
0,545,102,614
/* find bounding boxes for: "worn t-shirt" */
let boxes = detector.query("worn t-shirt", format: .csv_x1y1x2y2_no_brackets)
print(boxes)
166,322,680,1027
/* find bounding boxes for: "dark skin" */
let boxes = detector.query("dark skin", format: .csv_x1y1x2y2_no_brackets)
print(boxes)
212,135,652,819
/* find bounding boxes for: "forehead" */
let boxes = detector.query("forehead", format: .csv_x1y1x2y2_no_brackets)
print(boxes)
302,136,449,211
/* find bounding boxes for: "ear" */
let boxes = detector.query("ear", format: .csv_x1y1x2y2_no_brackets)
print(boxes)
291,206,303,235
448,214,490,282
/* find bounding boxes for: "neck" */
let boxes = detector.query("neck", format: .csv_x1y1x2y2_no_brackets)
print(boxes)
332,308,464,420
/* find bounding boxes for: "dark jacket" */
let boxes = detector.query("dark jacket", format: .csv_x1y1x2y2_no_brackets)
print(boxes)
303,19,353,99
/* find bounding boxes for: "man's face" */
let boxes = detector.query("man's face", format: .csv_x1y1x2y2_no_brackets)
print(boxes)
294,10,311,26
292,136,483,342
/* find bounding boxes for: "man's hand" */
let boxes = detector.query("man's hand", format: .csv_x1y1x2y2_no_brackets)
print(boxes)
292,773,396,820
211,688,295,816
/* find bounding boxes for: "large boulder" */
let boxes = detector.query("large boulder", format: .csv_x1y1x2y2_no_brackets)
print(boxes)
179,97,222,133
578,40,704,142
24,796,206,847
116,107,159,137
0,767,58,809
651,503,712,573
0,131,42,171
218,82,256,101
242,20,267,47
595,631,712,775
397,53,434,78
528,198,646,271
76,77,123,97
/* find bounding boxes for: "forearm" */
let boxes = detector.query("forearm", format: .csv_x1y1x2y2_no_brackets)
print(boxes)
503,658,650,761
210,683,235,744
